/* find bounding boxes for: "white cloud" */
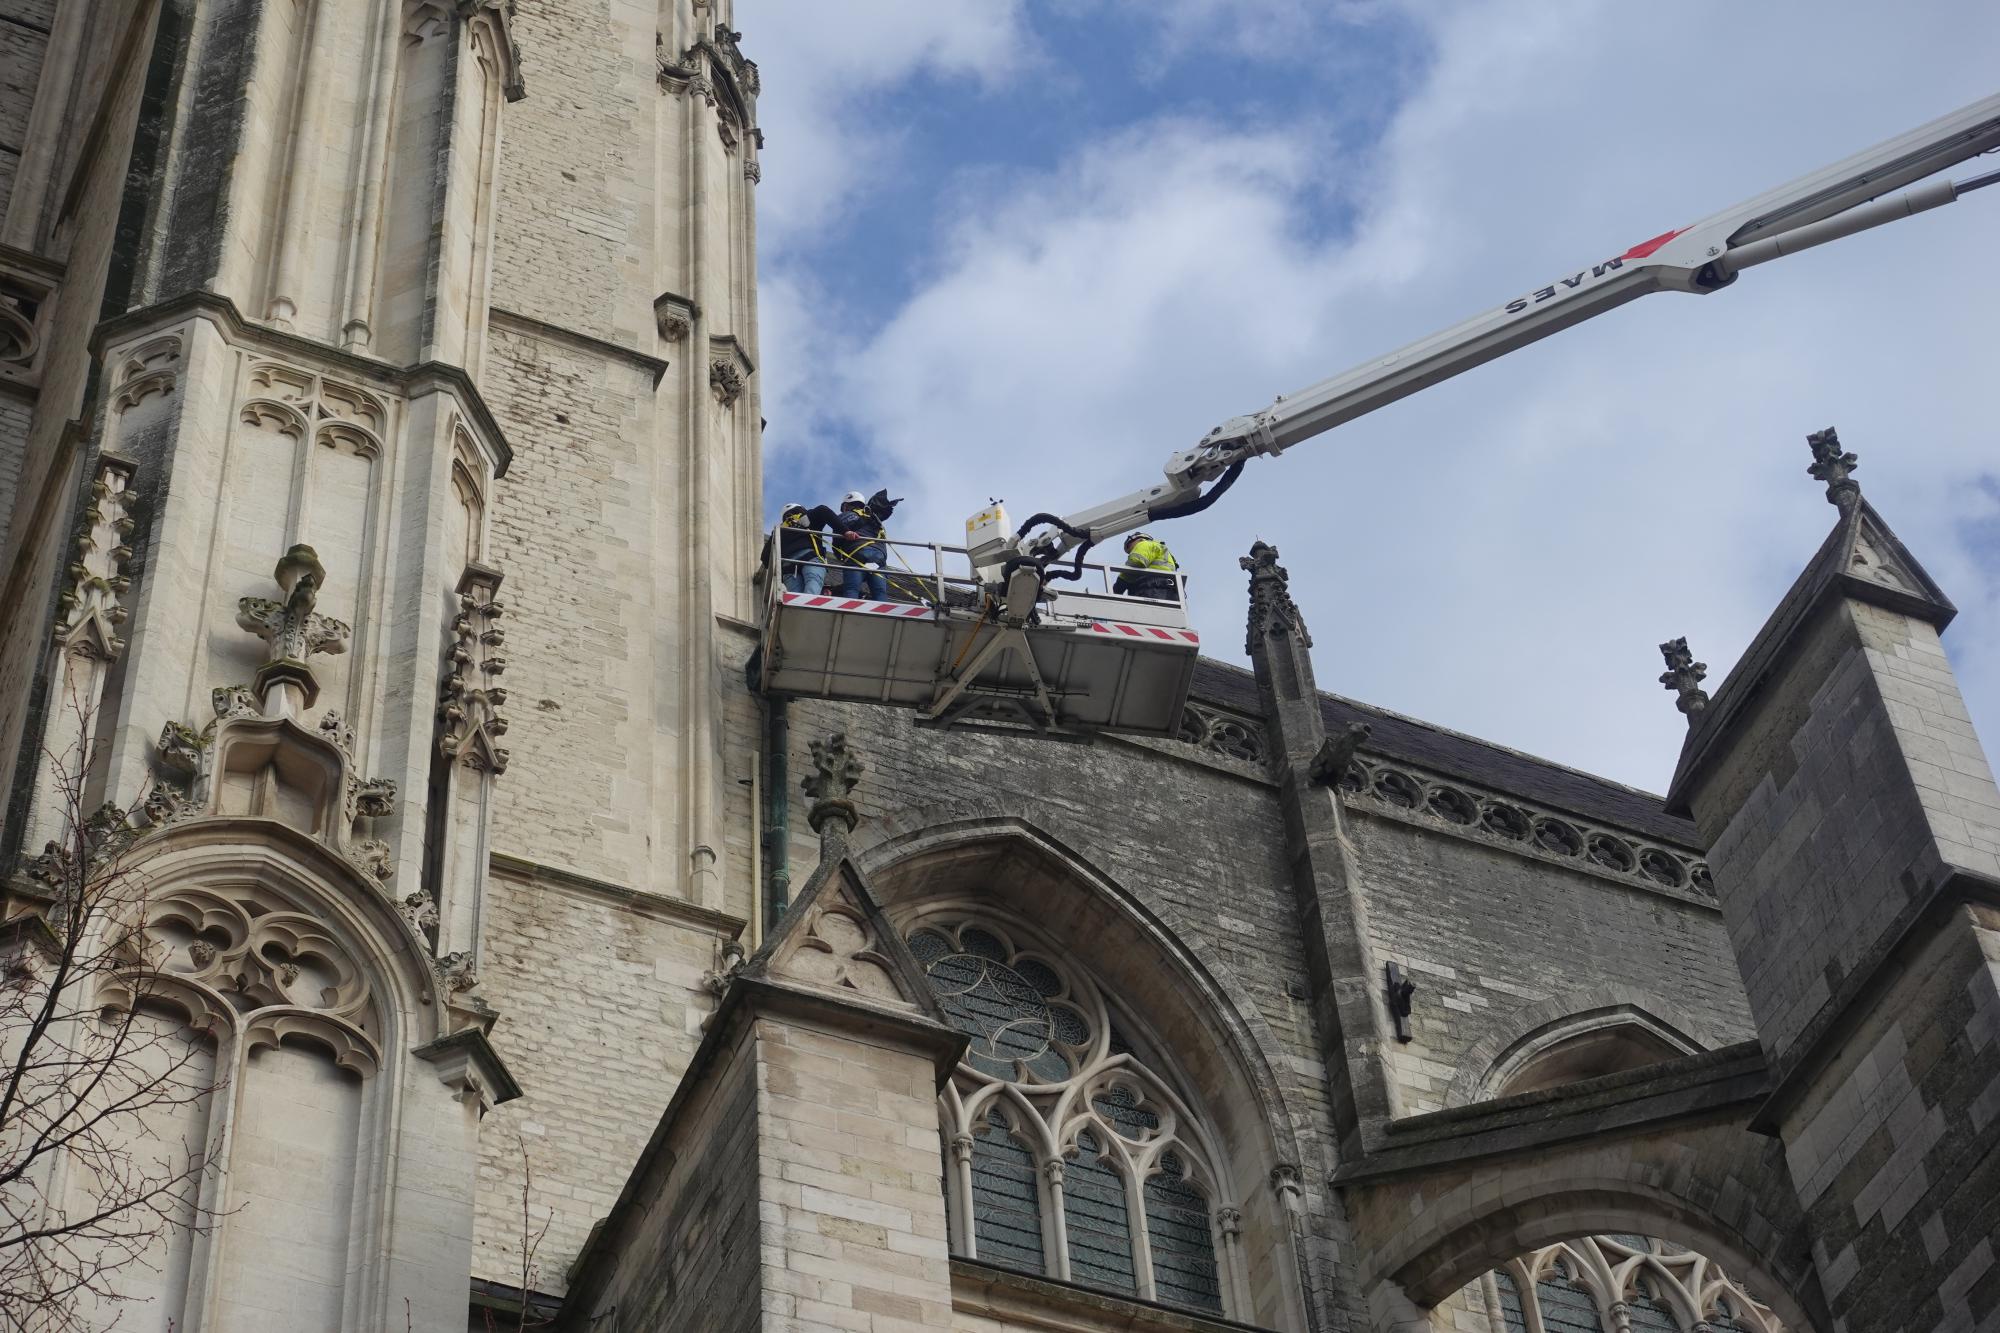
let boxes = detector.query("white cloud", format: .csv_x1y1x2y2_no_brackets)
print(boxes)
747,0,1035,242
758,0,2000,791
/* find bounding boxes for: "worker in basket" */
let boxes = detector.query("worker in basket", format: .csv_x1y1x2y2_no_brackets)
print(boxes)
777,501,840,594
1114,531,1180,602
834,489,901,601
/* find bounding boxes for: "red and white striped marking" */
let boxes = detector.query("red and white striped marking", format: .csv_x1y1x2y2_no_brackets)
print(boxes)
1088,622,1200,646
780,591,933,619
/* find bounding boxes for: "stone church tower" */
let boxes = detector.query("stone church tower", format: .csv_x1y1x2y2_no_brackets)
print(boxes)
2,2,1996,1331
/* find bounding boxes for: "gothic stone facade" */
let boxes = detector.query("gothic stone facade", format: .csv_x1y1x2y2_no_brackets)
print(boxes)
0,2,1996,1331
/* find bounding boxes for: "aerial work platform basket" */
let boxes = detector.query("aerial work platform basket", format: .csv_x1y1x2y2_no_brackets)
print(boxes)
752,528,1200,738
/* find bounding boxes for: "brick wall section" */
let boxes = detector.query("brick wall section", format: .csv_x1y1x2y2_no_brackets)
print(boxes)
471,868,725,1291
1345,809,1753,1114
481,323,659,887
487,0,656,347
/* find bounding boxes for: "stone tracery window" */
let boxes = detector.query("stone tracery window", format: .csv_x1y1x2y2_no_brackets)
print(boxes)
1469,1236,1787,1332
908,915,1233,1316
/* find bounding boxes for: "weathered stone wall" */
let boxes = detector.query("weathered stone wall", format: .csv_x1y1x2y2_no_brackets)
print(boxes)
1343,805,1751,1115
0,0,55,216
579,1012,762,1333
1683,583,2000,1333
471,864,734,1291
0,0,156,852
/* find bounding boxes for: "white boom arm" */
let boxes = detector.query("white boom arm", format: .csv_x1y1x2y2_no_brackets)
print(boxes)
1015,92,2000,562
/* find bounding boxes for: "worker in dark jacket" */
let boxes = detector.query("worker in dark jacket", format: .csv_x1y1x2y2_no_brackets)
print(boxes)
777,501,839,594
1114,531,1181,601
833,489,900,600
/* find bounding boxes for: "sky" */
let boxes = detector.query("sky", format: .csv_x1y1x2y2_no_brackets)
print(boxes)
746,0,2000,795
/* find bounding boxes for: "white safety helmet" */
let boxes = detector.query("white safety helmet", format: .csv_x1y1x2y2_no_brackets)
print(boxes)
1124,531,1154,550
841,490,868,509
781,501,807,515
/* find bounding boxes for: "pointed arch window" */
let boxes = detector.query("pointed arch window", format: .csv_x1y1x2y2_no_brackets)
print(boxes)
1474,1237,1789,1333
909,915,1234,1317
970,1110,1044,1275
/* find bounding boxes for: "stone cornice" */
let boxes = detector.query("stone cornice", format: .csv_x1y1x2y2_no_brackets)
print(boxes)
487,851,746,938
411,1027,523,1109
1333,1041,1769,1185
90,290,514,476
950,1257,1270,1333
1336,752,1717,908
487,305,670,386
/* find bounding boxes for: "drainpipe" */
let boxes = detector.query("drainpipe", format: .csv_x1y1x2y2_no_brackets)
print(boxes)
761,693,790,927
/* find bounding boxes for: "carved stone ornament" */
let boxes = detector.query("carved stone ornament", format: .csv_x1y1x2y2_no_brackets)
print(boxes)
709,358,745,407
1658,636,1710,718
236,544,351,715
1339,750,1715,898
437,563,509,773
802,732,864,839
1806,426,1859,510
402,887,440,938
1240,541,1311,654
52,456,138,660
653,290,698,343
109,335,182,412
0,268,55,373
783,904,901,1001
1308,721,1371,788
107,879,384,1073
744,158,762,184
434,949,479,994
139,719,216,828
712,25,760,96
1175,702,1268,765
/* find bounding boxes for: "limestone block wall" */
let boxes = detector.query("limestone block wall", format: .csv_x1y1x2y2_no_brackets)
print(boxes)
0,0,51,215
1693,596,1998,1056
1683,586,2000,1332
0,0,155,850
1341,807,1752,1115
470,864,736,1289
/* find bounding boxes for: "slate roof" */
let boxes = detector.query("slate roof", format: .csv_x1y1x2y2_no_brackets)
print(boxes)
1189,658,1701,847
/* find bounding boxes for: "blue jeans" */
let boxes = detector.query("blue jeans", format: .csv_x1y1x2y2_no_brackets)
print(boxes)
783,560,826,595
841,564,888,600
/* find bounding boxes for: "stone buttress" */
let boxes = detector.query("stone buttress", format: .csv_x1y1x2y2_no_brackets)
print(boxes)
1667,432,2000,1332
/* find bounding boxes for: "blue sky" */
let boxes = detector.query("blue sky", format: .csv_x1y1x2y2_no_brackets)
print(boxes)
748,1,2000,793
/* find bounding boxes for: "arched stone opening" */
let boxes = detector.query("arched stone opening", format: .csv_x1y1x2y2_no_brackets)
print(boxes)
854,813,1313,1330
1366,1177,1821,1333
1453,1232,1790,1332
1487,1008,1701,1099
58,818,484,1330
1444,992,1734,1108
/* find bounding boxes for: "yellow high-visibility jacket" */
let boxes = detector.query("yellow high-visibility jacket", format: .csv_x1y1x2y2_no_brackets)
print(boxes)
1125,538,1177,574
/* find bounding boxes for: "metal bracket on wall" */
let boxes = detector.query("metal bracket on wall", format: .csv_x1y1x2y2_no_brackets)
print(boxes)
1385,962,1416,1043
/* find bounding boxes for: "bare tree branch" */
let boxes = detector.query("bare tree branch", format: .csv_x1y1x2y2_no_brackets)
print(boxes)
1,688,227,1330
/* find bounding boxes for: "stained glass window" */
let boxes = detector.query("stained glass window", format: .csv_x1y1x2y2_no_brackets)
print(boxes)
1537,1259,1608,1333
971,1111,1043,1274
914,916,1228,1317
1627,1278,1680,1332
1494,1269,1529,1332
1145,1153,1221,1313
1063,1130,1137,1296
